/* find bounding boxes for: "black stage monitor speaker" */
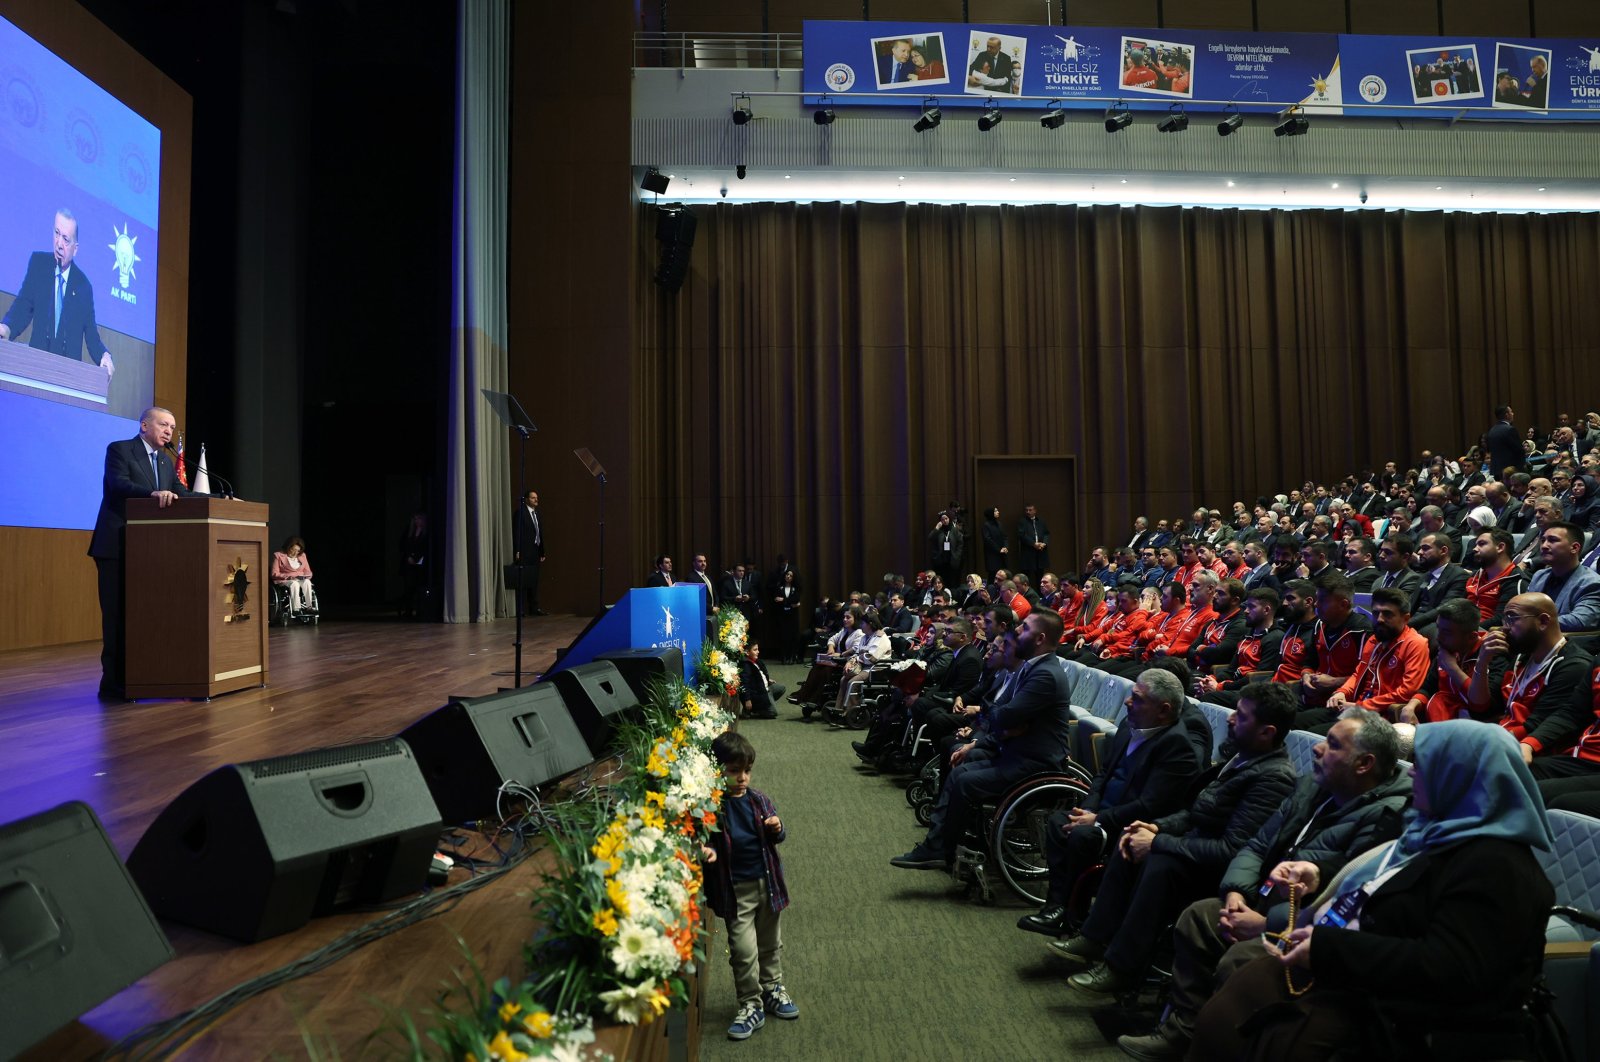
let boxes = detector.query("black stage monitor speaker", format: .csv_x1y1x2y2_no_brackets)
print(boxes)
126,739,443,942
594,646,684,702
548,661,643,756
400,684,594,825
0,801,174,1060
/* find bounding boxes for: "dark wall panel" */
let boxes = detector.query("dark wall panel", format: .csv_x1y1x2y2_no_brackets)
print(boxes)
1534,0,1600,37
1441,0,1531,38
1256,0,1346,32
1163,0,1254,31
1349,0,1440,35
1060,0,1160,27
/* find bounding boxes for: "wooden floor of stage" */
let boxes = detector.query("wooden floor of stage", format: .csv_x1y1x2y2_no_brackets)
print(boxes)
0,615,589,1061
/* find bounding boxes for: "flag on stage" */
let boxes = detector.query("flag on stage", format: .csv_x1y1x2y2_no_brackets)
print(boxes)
174,435,188,488
193,444,211,495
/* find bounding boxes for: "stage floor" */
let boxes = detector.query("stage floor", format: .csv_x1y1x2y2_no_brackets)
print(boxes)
0,616,588,1060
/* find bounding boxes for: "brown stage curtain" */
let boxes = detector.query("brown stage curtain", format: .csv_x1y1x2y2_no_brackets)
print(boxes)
635,202,1600,595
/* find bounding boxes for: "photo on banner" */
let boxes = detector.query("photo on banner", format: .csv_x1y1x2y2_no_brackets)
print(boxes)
869,32,949,89
1119,35,1194,97
964,31,1027,96
1494,43,1552,110
1404,44,1483,103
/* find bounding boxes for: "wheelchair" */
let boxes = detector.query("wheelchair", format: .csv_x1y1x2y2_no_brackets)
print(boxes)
269,579,320,626
948,763,1093,906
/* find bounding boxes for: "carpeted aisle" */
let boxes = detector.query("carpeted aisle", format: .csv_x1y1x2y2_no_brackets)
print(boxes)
698,664,1126,1061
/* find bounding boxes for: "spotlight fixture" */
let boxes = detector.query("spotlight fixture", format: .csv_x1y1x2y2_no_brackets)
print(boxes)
1273,112,1309,137
1040,106,1066,130
913,99,941,133
977,104,1003,131
814,96,835,125
639,167,669,195
735,164,747,180
1104,103,1132,133
1216,106,1244,136
1156,105,1188,133
731,94,753,125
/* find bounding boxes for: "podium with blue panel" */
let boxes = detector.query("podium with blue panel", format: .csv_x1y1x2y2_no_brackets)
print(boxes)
545,585,706,683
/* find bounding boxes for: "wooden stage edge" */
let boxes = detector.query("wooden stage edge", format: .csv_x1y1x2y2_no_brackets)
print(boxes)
0,616,598,1061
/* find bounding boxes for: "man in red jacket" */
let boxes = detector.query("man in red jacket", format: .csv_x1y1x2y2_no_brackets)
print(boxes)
1312,586,1432,733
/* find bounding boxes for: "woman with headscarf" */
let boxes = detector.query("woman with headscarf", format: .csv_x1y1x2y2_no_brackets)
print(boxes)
1189,720,1555,1061
1564,473,1600,533
980,506,1009,579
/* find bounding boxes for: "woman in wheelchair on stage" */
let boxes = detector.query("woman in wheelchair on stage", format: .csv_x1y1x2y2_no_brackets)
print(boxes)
271,536,318,619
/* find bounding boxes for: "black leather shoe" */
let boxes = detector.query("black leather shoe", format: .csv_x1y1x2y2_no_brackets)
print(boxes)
851,741,881,761
1068,962,1140,994
1017,904,1071,936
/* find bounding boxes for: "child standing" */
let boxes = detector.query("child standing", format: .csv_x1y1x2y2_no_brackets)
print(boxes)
704,731,798,1040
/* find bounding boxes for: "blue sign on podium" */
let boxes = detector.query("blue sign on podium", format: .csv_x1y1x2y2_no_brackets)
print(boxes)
544,586,706,682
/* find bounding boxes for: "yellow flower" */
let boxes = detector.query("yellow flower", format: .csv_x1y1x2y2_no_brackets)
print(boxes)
522,1011,554,1039
649,986,672,1017
645,790,666,807
672,726,687,745
638,806,666,831
497,1001,521,1024
593,906,619,936
606,877,632,916
646,752,669,777
487,1031,528,1061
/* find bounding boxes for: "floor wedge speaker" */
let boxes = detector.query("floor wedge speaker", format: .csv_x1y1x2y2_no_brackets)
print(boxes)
0,801,174,1060
400,684,594,825
594,646,684,702
126,739,442,942
548,661,643,756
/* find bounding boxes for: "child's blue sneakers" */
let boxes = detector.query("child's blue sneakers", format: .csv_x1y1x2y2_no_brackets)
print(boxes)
762,984,799,1020
727,1001,765,1040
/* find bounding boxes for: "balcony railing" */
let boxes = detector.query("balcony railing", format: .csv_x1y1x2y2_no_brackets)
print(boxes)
633,32,803,71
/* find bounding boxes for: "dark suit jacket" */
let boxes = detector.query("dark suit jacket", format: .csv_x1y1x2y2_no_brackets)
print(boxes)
644,571,674,588
720,573,756,608
1084,718,1207,834
1346,566,1380,594
2,252,108,362
88,437,199,559
1374,567,1424,601
512,504,544,563
975,653,1071,767
1409,563,1469,627
1485,420,1525,476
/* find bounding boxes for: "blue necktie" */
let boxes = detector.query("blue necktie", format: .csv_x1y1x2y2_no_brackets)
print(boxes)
149,451,160,489
55,272,65,331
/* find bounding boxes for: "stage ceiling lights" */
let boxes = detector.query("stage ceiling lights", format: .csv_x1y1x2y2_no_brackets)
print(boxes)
731,94,753,125
814,96,835,125
977,104,1003,132
639,168,670,195
1274,109,1309,137
1157,105,1188,133
1040,103,1067,130
914,99,942,132
1217,105,1244,136
1104,102,1132,133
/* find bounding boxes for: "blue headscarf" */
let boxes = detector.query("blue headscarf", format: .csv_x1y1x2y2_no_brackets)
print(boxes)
1399,720,1554,856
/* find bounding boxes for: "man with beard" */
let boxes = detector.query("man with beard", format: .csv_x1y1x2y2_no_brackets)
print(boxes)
1294,574,1374,726
1374,534,1424,599
1195,589,1285,709
1400,597,1504,725
1299,587,1430,734
1464,528,1529,626
1468,591,1595,763
1116,709,1410,1060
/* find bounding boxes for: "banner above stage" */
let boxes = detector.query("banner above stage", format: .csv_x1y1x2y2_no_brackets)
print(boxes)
801,20,1600,121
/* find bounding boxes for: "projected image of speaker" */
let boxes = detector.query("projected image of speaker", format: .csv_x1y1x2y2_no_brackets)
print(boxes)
0,802,174,1060
594,646,684,702
548,661,643,756
126,739,442,942
399,684,594,825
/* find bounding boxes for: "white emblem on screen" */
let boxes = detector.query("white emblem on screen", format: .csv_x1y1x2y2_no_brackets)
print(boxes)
826,63,855,91
1360,75,1387,102
108,222,141,303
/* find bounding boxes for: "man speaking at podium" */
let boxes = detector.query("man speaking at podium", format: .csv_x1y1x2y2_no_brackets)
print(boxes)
0,208,115,380
88,407,198,699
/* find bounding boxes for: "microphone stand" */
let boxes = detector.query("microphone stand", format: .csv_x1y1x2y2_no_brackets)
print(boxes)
482,389,539,688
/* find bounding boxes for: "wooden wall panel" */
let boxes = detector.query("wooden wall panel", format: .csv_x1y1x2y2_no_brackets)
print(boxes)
1349,0,1439,35
768,0,872,36
1534,0,1600,37
971,0,1060,26
1256,0,1346,33
1164,0,1254,31
1061,0,1160,28
0,0,192,652
1441,0,1531,38
870,0,967,23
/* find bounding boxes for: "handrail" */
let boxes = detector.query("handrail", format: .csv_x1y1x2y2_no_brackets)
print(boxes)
633,31,804,71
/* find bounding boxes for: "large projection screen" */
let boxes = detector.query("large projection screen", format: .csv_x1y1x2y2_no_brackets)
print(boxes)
0,0,191,651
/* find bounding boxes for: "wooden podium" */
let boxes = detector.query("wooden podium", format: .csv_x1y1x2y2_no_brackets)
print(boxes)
0,335,110,411
124,497,271,699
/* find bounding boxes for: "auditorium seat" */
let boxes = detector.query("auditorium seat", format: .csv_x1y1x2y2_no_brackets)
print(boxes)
1537,810,1600,1061
1196,701,1234,765
1284,729,1322,778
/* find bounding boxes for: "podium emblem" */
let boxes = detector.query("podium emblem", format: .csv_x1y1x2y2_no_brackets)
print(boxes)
224,558,252,622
